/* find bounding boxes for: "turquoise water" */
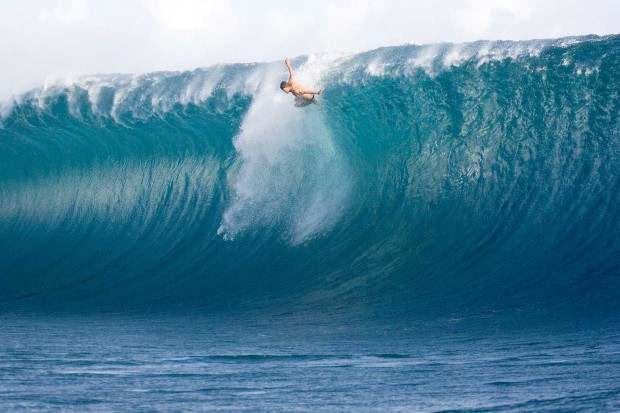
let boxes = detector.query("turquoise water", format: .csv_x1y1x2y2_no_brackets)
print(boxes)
1,35,619,411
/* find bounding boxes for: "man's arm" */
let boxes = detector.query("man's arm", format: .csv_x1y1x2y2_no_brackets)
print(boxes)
285,58,294,83
298,88,323,95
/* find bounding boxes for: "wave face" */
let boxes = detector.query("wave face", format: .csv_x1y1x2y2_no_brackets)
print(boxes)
1,35,619,317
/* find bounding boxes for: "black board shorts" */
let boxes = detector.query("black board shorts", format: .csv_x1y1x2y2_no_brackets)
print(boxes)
294,95,316,107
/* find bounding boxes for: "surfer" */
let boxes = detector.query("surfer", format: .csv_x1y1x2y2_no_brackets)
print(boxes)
280,58,323,107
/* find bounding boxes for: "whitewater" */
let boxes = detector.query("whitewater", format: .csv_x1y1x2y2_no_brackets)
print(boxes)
1,35,619,412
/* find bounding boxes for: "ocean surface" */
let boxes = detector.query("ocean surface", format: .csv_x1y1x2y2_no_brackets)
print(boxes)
1,35,619,411
1,314,619,412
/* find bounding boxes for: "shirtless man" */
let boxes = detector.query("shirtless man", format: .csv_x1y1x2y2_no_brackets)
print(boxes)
280,58,323,106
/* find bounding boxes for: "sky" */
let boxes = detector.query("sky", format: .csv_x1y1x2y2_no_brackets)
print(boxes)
0,0,618,99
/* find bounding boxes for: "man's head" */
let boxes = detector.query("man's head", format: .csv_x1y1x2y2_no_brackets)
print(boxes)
280,81,290,93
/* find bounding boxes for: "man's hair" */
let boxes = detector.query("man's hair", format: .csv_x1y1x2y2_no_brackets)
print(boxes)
280,81,288,90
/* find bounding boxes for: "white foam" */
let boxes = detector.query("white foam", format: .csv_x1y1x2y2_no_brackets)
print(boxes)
218,55,350,244
406,44,442,75
365,60,388,77
1,36,599,120
442,44,470,68
0,100,13,121
6,67,236,121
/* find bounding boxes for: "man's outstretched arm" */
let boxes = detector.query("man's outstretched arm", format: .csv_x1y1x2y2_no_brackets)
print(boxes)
285,58,294,82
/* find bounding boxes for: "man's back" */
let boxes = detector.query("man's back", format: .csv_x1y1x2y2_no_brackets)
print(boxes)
288,81,315,100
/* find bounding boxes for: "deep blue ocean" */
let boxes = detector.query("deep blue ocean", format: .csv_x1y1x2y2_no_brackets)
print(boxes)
1,35,619,411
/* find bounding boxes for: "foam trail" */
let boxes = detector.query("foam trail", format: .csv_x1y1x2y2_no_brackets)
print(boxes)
218,57,351,244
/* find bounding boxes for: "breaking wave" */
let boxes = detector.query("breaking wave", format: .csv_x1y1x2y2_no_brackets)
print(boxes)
1,35,619,318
